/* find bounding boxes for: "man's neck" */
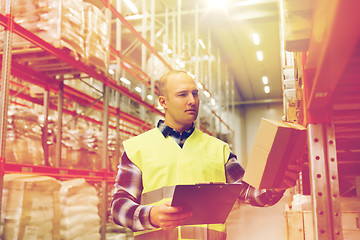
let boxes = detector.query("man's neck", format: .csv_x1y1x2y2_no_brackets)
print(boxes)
163,121,193,134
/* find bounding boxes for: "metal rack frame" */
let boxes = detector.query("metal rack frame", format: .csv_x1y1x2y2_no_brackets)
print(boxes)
303,0,360,239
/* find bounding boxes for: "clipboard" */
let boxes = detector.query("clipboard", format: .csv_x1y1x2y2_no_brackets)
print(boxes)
171,183,243,225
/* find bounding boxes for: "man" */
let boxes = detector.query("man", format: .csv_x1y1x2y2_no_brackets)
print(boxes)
111,70,294,239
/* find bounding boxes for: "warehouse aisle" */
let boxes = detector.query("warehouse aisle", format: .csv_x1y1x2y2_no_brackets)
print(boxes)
226,190,292,240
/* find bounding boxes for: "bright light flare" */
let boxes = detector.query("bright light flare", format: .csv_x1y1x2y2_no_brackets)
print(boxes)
120,77,131,85
256,51,263,61
264,86,270,94
208,0,227,9
204,91,210,98
135,87,142,93
252,33,260,45
262,76,268,84
199,39,206,49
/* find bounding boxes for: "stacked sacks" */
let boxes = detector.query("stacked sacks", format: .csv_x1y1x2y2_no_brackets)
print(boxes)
7,106,44,165
59,178,101,240
2,174,61,240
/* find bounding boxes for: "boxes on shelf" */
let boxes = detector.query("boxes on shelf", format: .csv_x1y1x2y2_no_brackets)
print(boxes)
83,2,109,72
285,196,360,239
243,118,307,189
0,0,85,59
1,174,61,240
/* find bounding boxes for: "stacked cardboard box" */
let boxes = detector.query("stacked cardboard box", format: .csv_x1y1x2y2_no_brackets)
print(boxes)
0,0,85,59
285,196,360,239
83,2,109,72
1,174,61,240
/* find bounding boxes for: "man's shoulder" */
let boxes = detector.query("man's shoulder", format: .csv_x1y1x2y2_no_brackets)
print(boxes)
194,129,228,145
125,128,160,143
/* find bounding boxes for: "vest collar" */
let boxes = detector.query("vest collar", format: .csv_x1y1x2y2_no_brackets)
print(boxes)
157,120,195,139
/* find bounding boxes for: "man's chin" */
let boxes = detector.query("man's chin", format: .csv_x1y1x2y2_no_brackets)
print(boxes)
185,115,198,123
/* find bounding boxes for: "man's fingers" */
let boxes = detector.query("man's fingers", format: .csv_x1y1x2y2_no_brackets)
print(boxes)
285,170,299,180
150,202,193,229
287,164,302,172
158,211,192,229
283,177,297,188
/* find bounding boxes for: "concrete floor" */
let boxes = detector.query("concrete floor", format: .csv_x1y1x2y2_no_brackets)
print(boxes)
226,190,292,240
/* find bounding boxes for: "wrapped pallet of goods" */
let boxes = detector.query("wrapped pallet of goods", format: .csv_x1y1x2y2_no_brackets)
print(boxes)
0,0,84,59
59,178,101,240
108,132,123,172
83,2,109,72
1,174,61,240
48,128,88,169
7,106,44,165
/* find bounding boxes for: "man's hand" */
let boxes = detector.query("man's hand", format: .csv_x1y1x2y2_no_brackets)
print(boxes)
149,201,192,229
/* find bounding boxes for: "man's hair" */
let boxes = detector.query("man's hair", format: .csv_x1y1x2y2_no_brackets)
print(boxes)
158,70,189,97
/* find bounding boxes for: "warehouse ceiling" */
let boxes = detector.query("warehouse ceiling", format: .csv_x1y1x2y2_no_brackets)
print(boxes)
115,0,284,104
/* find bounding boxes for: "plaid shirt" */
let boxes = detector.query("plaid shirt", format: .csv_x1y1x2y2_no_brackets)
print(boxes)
111,120,284,231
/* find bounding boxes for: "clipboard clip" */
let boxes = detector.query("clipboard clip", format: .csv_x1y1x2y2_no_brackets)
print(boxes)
196,182,224,185
195,182,225,188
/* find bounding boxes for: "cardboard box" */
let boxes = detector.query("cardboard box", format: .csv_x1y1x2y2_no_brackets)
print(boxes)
243,118,307,189
285,197,360,239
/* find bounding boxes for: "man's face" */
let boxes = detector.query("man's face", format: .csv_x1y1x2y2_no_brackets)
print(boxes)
159,72,200,132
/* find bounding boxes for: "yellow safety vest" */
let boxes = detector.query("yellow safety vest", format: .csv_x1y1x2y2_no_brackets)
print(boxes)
124,127,231,240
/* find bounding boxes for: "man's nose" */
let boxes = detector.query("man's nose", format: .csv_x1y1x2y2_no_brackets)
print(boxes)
188,94,196,104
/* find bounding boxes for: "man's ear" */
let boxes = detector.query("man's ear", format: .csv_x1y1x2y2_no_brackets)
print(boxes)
159,96,167,109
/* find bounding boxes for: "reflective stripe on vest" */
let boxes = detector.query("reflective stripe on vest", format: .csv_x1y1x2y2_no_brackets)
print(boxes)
141,186,175,205
134,226,226,240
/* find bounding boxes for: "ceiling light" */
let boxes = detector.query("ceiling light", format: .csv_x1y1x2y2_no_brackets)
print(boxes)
256,51,263,61
164,44,173,54
120,77,131,85
264,86,270,94
123,0,139,14
147,95,153,101
135,87,142,93
262,76,268,84
199,39,206,49
124,14,143,20
123,62,132,69
109,69,115,75
204,91,210,98
252,33,260,45
197,82,203,89
210,98,216,106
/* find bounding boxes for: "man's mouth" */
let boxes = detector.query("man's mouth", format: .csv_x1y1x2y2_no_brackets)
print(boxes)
185,109,197,114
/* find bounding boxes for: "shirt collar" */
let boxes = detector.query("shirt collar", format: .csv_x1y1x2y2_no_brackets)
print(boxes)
157,120,195,138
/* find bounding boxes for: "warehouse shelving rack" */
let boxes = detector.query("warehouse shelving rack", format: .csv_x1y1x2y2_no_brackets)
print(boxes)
301,0,360,239
0,0,235,239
